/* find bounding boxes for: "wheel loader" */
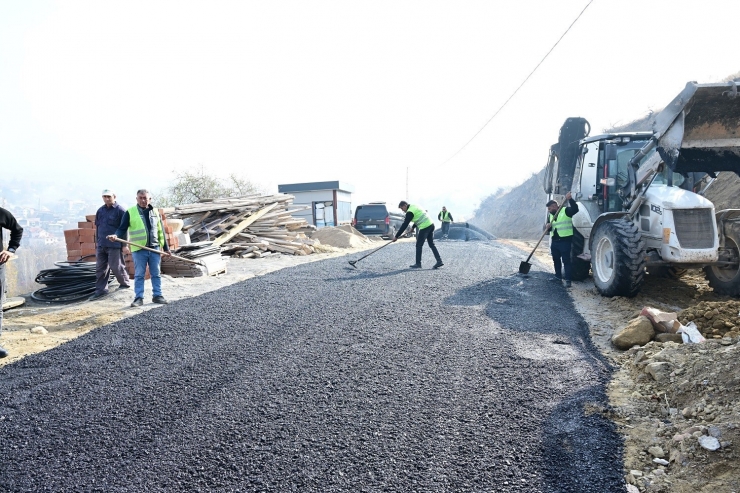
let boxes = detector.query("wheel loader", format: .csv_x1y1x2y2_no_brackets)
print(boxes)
543,81,740,297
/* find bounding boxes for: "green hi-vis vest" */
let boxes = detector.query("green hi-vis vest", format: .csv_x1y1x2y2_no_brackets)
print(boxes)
408,204,432,230
127,205,166,252
548,207,573,238
440,211,451,222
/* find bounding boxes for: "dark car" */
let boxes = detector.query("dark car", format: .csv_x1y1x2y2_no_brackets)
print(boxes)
353,202,406,239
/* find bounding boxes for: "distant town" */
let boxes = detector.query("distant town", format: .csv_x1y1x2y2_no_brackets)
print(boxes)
1,196,98,249
1,179,153,251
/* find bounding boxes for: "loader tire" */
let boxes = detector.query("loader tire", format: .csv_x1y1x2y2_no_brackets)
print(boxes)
591,219,646,298
704,230,740,296
647,266,687,279
570,230,590,281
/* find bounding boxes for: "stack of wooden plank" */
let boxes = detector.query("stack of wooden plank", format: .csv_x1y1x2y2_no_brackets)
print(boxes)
165,194,318,258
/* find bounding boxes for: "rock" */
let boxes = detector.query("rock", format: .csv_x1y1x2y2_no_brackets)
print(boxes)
626,485,640,493
653,458,669,465
698,435,721,451
30,326,48,334
645,362,672,382
708,426,722,438
613,316,655,350
630,470,643,477
655,333,683,344
648,446,665,458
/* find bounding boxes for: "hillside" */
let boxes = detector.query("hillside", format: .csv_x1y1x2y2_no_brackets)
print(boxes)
470,169,547,239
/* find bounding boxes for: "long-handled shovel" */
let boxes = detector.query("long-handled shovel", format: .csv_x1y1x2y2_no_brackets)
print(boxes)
518,202,565,274
348,241,394,268
111,237,210,274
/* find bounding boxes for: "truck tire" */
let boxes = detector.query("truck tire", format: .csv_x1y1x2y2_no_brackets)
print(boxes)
570,230,590,281
591,219,646,297
647,266,687,279
704,230,740,296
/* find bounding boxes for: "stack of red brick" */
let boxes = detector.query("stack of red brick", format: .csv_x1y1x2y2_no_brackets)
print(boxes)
63,214,98,262
160,210,180,251
63,210,177,280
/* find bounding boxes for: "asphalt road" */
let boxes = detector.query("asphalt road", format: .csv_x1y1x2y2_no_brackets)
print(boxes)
0,240,625,492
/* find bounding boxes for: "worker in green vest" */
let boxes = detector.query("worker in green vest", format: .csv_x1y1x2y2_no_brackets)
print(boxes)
545,191,579,287
392,201,443,269
108,189,171,306
438,206,453,238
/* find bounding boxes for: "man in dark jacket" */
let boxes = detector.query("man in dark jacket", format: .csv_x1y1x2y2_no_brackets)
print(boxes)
1,207,24,358
89,189,131,300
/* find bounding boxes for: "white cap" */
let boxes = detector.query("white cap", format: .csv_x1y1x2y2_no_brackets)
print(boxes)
102,189,115,196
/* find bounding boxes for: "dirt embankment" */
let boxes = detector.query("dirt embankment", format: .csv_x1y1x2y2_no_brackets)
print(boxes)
471,168,547,239
505,238,740,493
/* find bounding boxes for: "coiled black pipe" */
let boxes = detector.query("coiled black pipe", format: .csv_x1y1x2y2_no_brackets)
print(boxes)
31,261,112,303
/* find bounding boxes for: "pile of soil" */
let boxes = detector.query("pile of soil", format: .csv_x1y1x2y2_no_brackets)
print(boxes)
310,225,374,249
570,274,740,493
611,337,740,492
677,300,740,340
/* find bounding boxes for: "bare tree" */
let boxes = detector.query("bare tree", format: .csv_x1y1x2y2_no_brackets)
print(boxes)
157,165,262,207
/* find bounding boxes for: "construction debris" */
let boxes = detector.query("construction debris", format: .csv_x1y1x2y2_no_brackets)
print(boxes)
166,193,318,259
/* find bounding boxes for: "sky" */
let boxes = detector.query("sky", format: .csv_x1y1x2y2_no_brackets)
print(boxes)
1,0,739,219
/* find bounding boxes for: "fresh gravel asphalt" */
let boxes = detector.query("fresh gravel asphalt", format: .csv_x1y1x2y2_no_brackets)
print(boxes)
0,240,625,492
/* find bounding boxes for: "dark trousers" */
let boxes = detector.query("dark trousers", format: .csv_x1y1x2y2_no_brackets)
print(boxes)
95,246,130,295
550,237,572,281
415,224,442,265
441,222,451,236
0,263,5,336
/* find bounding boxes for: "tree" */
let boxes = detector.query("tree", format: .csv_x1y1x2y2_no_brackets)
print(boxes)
156,165,262,207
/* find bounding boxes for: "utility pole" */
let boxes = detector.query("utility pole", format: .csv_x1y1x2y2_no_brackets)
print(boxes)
406,167,409,200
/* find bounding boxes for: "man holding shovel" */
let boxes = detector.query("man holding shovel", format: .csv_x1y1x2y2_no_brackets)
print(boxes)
392,201,443,269
545,191,579,287
108,189,171,307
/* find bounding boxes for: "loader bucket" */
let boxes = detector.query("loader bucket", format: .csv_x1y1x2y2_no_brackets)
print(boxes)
655,82,740,175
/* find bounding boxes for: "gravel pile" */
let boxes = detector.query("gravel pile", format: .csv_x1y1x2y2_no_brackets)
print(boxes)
0,241,624,492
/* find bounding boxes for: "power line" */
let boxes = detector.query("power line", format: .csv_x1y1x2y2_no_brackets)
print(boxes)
439,0,594,167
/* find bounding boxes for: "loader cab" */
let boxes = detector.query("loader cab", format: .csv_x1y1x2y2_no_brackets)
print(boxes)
586,135,651,213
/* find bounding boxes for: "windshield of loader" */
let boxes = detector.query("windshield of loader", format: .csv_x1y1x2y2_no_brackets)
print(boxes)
652,166,686,187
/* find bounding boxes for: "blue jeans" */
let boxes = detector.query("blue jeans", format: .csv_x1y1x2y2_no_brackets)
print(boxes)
132,248,163,299
550,238,573,281
441,222,451,236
